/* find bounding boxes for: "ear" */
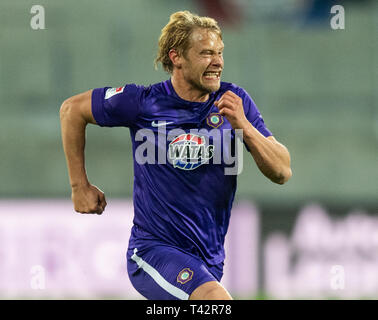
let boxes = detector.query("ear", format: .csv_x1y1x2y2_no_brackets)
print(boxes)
169,49,182,69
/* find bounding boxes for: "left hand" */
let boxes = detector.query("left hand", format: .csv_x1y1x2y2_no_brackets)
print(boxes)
214,90,249,130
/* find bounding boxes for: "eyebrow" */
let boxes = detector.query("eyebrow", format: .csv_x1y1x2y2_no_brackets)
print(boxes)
200,47,224,53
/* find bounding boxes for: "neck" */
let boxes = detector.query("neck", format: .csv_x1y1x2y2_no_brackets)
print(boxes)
170,75,209,103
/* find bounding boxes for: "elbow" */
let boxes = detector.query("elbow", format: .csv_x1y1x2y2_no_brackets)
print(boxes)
60,98,73,121
272,167,292,185
60,97,84,124
60,90,94,125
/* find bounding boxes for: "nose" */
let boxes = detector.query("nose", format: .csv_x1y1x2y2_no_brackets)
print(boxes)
212,53,223,68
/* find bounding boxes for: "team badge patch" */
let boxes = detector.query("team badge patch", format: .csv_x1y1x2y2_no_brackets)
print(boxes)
177,268,194,284
105,86,124,99
168,133,214,170
206,113,224,128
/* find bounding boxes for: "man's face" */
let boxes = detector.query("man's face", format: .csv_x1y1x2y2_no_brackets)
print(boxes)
180,28,224,94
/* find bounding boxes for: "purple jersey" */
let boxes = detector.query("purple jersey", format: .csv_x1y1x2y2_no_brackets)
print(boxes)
92,79,272,265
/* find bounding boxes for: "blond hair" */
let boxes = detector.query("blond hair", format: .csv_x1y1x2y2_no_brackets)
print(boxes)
154,11,222,73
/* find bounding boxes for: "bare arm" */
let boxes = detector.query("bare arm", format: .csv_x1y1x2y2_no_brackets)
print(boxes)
241,127,292,184
60,90,107,214
215,90,292,184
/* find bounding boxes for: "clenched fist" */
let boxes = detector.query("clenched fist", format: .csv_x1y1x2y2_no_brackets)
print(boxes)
214,90,249,130
71,183,107,215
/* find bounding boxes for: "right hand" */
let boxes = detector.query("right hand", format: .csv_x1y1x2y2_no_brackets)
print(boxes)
71,183,107,215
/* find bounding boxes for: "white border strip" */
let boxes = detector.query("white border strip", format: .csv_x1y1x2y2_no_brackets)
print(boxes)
131,248,189,300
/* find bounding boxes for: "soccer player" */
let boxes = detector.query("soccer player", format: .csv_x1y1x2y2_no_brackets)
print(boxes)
60,11,292,300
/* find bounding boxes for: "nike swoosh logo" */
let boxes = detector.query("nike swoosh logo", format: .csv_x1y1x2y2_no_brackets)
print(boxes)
151,121,174,127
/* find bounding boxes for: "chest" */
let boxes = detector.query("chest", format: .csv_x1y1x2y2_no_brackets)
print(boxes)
131,96,240,171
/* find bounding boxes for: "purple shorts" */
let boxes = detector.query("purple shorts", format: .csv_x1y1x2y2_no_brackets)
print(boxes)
127,244,223,300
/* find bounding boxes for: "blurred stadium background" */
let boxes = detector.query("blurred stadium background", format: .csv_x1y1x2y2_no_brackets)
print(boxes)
0,0,377,299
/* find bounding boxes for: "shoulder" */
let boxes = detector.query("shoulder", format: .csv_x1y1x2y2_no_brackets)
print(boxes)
134,81,167,95
218,82,259,115
123,81,168,101
218,82,251,99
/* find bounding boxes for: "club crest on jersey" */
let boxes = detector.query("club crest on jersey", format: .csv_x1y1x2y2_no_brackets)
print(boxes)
177,268,193,284
105,86,124,99
168,133,214,170
206,112,224,128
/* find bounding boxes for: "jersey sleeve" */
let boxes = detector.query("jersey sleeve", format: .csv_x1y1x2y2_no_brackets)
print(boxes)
239,87,272,138
91,84,144,127
236,87,272,152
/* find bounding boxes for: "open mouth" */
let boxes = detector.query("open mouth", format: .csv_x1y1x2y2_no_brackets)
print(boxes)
203,71,221,80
